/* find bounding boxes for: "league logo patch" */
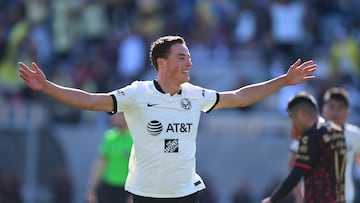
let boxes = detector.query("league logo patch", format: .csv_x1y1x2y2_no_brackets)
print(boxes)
180,98,191,110
116,90,125,96
164,139,179,153
147,120,163,136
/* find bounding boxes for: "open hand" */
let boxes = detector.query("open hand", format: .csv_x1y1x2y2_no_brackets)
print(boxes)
18,62,47,91
285,59,317,86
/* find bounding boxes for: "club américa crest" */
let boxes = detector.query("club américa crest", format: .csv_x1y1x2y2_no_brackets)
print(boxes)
180,98,191,110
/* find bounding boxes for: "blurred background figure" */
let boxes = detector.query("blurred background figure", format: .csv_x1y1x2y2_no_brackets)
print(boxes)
0,169,23,203
52,166,73,203
231,178,254,203
86,113,133,203
321,87,360,203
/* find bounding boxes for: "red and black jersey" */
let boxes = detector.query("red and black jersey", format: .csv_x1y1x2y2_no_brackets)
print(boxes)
270,119,346,203
294,120,346,203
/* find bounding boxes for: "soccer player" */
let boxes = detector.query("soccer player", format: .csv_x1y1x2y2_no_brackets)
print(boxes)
18,35,317,203
322,87,360,203
86,113,133,203
287,87,360,203
262,92,346,203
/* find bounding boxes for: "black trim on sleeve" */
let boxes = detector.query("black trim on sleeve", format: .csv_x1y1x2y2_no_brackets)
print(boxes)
107,94,117,115
270,167,307,202
206,93,219,113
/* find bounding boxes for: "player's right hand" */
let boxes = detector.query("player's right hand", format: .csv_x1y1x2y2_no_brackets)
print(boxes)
18,62,47,91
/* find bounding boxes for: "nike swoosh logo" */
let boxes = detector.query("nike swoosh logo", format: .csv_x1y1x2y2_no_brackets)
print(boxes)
147,103,159,107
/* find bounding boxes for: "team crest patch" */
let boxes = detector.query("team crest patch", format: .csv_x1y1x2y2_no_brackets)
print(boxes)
164,139,179,153
180,98,191,110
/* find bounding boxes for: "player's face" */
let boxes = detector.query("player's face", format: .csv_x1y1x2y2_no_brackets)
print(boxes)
163,43,192,85
288,110,304,133
322,100,349,126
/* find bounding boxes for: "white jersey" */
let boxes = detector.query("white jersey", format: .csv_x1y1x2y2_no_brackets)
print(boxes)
110,80,218,198
290,122,360,203
344,123,360,203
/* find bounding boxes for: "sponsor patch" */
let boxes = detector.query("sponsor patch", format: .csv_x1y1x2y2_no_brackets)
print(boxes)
164,139,179,153
147,120,163,136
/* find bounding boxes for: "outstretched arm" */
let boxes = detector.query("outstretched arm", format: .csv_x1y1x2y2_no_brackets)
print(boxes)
18,62,114,112
215,59,317,109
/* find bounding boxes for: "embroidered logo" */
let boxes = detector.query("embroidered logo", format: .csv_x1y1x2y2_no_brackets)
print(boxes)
147,103,159,107
180,98,191,110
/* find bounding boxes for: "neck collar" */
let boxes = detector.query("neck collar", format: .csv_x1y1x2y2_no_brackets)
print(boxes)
153,80,182,95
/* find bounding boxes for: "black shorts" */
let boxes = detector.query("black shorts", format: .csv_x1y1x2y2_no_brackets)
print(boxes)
132,192,199,203
97,182,130,203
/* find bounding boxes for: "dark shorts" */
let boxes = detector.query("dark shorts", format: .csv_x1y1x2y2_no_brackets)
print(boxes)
97,182,131,203
132,192,199,203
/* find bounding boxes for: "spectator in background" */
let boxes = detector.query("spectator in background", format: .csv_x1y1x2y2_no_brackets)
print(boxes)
233,1,258,48
268,0,308,68
86,113,132,203
116,30,147,87
80,0,110,43
133,0,165,42
329,26,360,86
51,1,80,58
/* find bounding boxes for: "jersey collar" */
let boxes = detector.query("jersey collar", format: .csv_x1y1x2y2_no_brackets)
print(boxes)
153,80,182,95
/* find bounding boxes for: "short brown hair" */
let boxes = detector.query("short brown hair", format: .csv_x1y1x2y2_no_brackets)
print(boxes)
323,87,349,107
149,36,186,70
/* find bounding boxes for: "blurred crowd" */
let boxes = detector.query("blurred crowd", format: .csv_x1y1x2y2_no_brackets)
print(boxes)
1,0,360,125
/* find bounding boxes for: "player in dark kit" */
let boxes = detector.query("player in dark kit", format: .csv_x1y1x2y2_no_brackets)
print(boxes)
262,92,346,203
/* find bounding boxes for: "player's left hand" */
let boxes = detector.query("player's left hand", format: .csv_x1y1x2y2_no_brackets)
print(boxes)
285,59,317,86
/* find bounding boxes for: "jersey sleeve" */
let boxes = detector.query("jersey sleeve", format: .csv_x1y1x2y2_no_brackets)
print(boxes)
108,81,140,113
200,88,219,113
270,167,307,202
294,132,321,170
